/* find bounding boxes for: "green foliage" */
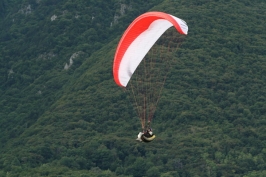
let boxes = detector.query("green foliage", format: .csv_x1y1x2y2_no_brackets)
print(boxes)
0,0,266,176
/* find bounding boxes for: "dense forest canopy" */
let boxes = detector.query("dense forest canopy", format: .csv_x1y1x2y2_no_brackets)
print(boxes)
0,0,266,176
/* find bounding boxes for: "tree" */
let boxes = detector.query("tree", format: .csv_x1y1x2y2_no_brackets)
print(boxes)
146,166,160,177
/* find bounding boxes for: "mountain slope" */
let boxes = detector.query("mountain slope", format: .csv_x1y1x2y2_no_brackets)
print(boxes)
1,0,266,176
0,0,162,146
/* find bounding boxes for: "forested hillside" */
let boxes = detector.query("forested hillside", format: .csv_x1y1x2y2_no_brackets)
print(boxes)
0,0,266,176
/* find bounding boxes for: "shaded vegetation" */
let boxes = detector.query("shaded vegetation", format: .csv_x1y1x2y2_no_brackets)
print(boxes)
0,0,266,176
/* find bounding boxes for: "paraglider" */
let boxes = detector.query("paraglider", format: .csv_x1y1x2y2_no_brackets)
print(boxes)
136,128,156,142
113,11,188,142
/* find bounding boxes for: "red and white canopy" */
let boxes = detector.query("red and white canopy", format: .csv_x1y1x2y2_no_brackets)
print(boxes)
113,11,188,87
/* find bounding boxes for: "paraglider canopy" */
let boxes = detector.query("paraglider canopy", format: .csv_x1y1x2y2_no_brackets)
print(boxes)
113,11,188,87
